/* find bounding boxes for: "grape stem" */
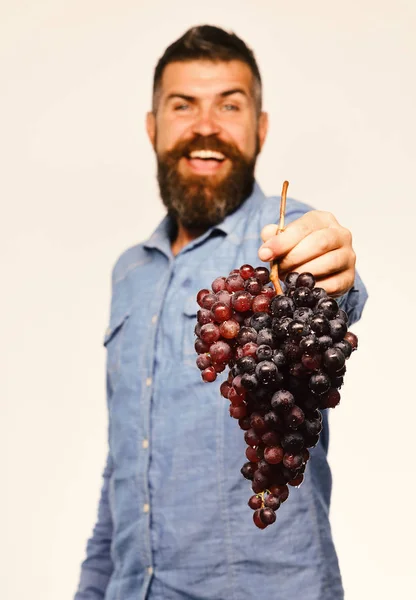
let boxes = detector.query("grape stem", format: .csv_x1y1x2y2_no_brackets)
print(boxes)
269,181,289,295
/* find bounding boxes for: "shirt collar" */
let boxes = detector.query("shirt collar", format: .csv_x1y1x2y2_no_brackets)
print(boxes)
143,180,266,256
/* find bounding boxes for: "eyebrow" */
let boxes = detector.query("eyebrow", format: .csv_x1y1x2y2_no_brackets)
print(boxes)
165,88,249,103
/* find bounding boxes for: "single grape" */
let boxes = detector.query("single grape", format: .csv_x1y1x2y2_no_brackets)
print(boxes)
293,286,314,308
241,462,257,480
299,334,319,354
216,289,232,306
269,483,289,502
236,355,256,374
241,373,259,390
270,295,295,318
211,301,232,322
261,430,280,446
316,297,338,319
250,312,272,331
283,453,304,470
242,342,258,358
296,272,315,289
219,319,240,339
229,404,248,419
238,416,251,430
202,366,217,382
210,340,232,364
252,294,272,313
248,495,263,510
197,308,214,325
301,353,322,371
246,446,260,463
264,494,281,511
256,328,276,348
196,289,210,307
336,309,349,324
334,339,353,359
256,344,273,361
288,473,304,487
344,331,358,350
285,272,299,288
212,276,226,292
317,335,333,352
253,509,268,529
244,428,261,447
310,315,330,336
232,290,253,312
329,318,348,342
309,371,331,395
302,416,323,437
256,360,278,385
257,458,273,476
254,266,270,284
281,431,304,453
323,347,345,373
220,381,231,398
320,388,341,409
272,316,292,340
200,323,221,344
264,410,281,430
201,292,217,310
271,389,295,412
240,264,255,280
196,353,212,370
245,277,262,295
288,319,310,341
225,273,245,292
260,507,276,525
264,446,284,464
272,349,286,368
311,287,327,303
260,285,276,299
293,307,314,322
250,413,268,434
285,405,305,429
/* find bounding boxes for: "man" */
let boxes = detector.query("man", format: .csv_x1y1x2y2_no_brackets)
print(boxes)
74,25,367,600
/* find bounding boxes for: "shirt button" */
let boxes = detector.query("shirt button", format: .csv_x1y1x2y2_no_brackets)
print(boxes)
146,377,152,387
151,314,157,324
142,439,149,449
143,503,150,513
147,566,153,576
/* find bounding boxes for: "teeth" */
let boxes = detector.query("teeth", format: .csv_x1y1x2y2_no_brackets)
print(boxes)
189,150,225,160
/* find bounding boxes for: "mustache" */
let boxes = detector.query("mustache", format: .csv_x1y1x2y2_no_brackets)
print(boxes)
159,134,246,162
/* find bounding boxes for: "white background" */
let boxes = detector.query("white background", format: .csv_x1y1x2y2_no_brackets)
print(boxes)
2,1,415,599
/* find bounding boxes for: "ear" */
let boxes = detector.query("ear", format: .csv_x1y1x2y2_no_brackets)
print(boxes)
146,112,156,149
257,111,269,152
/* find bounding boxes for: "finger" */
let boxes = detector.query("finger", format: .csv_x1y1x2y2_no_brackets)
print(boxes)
258,210,338,261
261,223,279,243
279,248,354,282
311,272,355,298
276,228,345,273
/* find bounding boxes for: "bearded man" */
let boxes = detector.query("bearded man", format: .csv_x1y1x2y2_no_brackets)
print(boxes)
74,25,367,600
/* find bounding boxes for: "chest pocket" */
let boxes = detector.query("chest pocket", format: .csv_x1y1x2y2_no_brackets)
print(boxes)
182,294,198,366
103,312,130,375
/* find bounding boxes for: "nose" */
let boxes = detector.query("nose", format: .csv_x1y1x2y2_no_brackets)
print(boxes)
191,109,221,137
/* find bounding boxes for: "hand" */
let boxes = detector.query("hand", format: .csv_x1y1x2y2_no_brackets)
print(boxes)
258,210,356,297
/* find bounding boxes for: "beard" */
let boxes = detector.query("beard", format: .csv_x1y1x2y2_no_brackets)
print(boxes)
156,134,259,231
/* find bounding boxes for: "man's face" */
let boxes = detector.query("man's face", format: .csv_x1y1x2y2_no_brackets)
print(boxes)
146,60,268,231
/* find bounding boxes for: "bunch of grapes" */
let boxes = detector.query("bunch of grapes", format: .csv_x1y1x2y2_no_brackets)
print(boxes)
195,265,358,529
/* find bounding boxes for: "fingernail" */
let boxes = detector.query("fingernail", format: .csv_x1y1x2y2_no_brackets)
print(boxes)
259,247,273,261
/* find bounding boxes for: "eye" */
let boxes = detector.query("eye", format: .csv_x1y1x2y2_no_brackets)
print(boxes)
222,103,239,112
174,104,190,111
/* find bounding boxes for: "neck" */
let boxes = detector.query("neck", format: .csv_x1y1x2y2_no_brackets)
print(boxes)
171,221,206,256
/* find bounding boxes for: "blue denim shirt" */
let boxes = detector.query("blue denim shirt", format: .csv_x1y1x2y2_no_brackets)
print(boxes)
75,182,367,600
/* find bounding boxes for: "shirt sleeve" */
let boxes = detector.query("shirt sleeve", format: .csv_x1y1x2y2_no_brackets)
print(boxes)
337,269,368,326
74,370,115,599
73,450,114,599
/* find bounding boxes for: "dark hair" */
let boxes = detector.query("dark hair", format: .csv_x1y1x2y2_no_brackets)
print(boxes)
152,25,262,115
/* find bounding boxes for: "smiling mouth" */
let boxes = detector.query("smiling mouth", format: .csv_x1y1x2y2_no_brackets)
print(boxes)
183,149,228,175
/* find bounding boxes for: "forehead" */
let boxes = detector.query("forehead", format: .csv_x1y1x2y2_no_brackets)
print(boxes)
159,60,254,98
